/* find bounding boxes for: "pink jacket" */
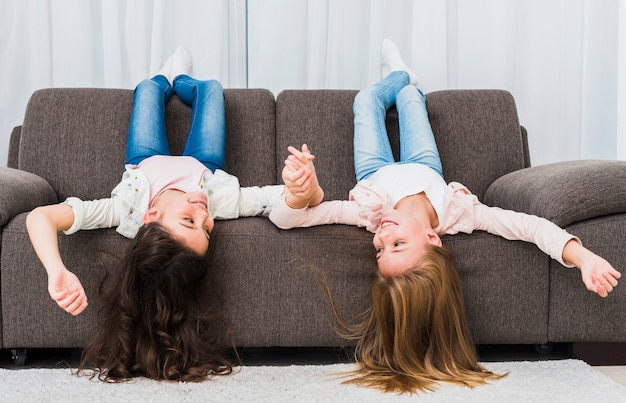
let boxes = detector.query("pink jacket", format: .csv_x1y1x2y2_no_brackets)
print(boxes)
269,180,579,267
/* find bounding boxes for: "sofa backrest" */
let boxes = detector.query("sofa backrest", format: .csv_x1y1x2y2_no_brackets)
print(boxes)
15,87,525,202
17,88,277,202
275,90,359,201
426,90,526,198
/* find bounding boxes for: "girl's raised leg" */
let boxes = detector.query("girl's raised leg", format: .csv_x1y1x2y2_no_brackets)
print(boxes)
125,75,172,165
353,71,410,181
396,85,443,177
173,75,226,173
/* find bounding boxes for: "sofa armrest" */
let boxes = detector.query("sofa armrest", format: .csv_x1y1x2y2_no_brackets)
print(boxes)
483,160,626,227
0,167,58,227
8,126,21,169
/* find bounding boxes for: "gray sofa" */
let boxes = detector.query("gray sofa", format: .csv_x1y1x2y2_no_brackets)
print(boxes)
1,87,625,365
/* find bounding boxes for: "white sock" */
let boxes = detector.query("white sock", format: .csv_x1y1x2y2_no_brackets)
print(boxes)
156,52,174,81
170,46,193,84
380,39,418,85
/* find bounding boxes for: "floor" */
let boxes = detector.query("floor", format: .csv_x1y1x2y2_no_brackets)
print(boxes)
1,344,625,388
476,343,626,388
568,342,626,388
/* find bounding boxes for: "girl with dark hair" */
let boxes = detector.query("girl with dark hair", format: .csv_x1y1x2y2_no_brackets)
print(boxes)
77,222,232,382
270,39,620,393
26,47,318,381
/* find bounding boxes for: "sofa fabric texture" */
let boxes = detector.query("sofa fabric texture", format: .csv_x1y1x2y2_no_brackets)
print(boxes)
1,87,624,355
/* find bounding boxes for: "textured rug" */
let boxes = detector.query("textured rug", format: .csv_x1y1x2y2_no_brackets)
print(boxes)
0,359,624,402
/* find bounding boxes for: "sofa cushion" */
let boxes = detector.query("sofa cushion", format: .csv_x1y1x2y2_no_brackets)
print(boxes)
1,213,113,347
223,89,278,187
547,214,626,341
444,232,550,344
19,88,131,201
275,90,359,201
211,217,375,347
426,90,526,200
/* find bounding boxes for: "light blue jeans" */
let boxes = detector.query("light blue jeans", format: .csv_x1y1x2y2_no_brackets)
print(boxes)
125,74,226,172
353,71,443,181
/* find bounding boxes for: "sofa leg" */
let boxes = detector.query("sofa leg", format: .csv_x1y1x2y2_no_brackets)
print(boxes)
534,343,553,355
11,348,27,366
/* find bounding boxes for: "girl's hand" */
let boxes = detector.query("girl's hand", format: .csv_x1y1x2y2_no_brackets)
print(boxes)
48,268,88,316
563,239,621,298
579,253,621,298
282,144,324,208
26,204,87,312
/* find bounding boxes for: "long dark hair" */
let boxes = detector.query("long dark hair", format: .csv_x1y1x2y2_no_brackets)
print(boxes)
77,222,234,382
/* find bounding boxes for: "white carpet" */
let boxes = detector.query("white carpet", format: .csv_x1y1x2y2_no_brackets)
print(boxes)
0,359,625,402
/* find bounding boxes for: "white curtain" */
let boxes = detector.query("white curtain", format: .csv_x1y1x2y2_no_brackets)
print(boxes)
248,0,624,166
1,0,624,167
617,0,626,160
0,0,246,166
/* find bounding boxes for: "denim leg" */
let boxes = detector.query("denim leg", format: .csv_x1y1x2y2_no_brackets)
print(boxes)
173,75,226,173
396,85,443,178
353,71,410,181
125,75,172,165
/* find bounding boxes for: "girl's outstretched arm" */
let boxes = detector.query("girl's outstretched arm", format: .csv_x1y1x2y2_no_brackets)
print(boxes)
450,187,620,298
26,204,89,315
562,239,621,298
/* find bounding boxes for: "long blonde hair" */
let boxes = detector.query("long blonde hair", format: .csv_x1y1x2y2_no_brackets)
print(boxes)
337,244,505,394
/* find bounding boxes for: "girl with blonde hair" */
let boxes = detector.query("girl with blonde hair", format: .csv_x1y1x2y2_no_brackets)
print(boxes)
271,39,620,393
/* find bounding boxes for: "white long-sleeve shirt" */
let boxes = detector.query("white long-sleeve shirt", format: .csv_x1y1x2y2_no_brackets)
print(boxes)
64,155,284,239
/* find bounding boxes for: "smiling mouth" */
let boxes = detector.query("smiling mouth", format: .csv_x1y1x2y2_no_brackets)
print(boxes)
192,200,208,210
380,219,398,229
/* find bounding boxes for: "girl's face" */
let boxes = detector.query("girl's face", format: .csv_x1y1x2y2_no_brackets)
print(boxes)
373,209,442,277
143,190,214,256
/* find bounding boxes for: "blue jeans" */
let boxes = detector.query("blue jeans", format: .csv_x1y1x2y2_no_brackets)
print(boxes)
353,71,443,181
125,74,226,172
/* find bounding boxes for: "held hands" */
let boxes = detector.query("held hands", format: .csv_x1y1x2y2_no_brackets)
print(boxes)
48,267,88,316
282,144,324,209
